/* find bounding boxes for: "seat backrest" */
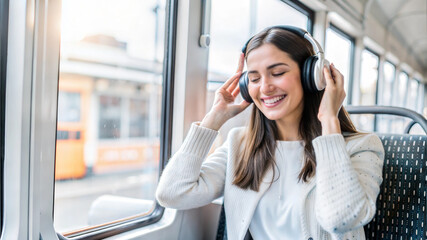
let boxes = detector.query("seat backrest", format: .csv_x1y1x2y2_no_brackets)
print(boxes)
364,134,426,239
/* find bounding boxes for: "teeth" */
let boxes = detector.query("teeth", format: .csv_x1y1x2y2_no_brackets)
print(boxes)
264,95,285,104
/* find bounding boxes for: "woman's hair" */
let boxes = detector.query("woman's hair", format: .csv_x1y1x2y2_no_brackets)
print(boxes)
233,27,358,191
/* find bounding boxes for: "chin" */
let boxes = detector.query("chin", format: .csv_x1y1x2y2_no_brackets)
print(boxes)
261,111,286,121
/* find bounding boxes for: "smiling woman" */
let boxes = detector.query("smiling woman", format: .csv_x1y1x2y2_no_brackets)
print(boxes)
156,26,384,240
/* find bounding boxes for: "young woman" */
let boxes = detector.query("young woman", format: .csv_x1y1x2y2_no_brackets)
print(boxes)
156,26,384,240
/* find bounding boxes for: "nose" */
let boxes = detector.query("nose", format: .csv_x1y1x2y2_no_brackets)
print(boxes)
260,76,275,94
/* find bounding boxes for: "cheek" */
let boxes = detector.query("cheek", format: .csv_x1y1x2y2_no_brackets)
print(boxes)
282,76,303,93
248,83,258,99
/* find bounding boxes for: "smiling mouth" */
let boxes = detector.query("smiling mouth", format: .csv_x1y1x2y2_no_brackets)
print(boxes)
262,95,286,107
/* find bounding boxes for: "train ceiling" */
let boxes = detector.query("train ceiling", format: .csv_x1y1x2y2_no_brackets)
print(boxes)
372,0,427,73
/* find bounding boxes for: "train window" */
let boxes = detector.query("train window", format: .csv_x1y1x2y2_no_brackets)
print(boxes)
98,95,122,139
58,91,82,123
207,0,313,143
418,82,425,114
420,83,427,115
376,61,396,133
387,71,410,133
54,0,166,236
380,61,396,106
355,49,379,132
325,25,354,105
395,71,409,107
406,78,419,111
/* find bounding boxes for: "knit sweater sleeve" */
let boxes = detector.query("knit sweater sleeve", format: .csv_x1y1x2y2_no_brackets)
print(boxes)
155,123,229,210
312,133,384,234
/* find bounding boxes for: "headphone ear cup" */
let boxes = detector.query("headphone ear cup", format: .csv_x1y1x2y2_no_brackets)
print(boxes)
302,56,318,93
239,71,253,103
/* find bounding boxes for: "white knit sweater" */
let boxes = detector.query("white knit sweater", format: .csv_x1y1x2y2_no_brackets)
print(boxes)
156,123,384,240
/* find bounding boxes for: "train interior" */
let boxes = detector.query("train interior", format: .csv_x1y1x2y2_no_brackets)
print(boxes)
1,0,426,239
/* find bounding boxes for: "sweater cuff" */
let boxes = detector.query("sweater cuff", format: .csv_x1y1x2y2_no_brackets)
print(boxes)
180,123,219,158
312,134,349,167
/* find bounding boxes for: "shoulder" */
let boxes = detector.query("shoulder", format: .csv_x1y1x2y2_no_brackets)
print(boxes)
344,132,384,157
226,127,247,142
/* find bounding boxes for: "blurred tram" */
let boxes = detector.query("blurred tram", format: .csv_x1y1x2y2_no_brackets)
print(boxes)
1,0,426,239
56,35,162,179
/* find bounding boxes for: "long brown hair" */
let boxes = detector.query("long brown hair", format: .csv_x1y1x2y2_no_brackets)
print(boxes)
233,27,358,191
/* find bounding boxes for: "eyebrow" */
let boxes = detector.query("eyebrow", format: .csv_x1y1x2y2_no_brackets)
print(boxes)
247,63,289,74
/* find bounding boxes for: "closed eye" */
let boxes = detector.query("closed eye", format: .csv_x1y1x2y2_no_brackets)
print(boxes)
272,72,286,77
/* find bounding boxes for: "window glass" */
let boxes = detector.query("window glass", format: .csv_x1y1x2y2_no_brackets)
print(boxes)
325,26,353,105
375,61,395,133
55,0,165,234
208,0,311,144
418,82,425,114
381,61,395,106
395,71,409,107
58,92,81,122
406,78,419,111
209,0,309,82
354,49,379,132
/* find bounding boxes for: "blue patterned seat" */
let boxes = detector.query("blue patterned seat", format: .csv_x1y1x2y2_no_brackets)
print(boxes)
364,134,426,239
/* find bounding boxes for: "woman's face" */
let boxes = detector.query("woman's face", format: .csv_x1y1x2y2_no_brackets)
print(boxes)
246,43,304,122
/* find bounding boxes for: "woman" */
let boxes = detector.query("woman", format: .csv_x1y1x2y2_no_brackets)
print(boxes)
156,26,384,240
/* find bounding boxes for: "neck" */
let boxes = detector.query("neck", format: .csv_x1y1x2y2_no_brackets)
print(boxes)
275,112,303,141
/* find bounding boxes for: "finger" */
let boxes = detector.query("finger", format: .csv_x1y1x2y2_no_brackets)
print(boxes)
323,66,335,86
231,85,240,97
238,100,251,110
222,71,242,90
236,53,245,73
330,64,344,88
227,76,240,93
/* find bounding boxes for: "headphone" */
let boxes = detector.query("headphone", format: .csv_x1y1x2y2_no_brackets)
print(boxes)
239,25,330,103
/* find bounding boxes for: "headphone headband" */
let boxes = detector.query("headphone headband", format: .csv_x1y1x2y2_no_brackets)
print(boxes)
241,25,323,56
239,25,329,102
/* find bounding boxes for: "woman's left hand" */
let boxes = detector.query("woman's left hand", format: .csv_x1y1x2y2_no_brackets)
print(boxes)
317,63,346,134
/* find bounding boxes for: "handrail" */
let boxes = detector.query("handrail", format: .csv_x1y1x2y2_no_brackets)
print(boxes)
345,105,427,133
403,120,417,134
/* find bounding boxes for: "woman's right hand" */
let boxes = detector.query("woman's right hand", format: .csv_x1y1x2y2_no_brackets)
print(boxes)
200,53,251,131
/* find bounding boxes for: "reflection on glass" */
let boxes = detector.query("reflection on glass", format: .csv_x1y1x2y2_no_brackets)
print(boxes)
55,0,165,234
325,27,352,105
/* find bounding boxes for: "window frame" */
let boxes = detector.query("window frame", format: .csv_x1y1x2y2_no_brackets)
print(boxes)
54,0,178,239
281,0,315,33
326,23,355,104
0,0,10,233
